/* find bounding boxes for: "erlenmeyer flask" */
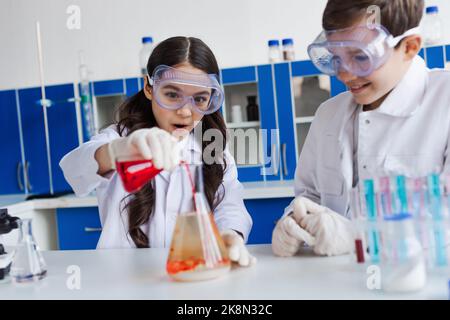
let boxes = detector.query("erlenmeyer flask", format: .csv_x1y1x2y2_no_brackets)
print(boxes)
166,164,231,281
116,159,162,193
10,219,47,282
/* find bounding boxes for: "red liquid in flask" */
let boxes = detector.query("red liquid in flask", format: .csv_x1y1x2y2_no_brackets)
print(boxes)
116,159,162,192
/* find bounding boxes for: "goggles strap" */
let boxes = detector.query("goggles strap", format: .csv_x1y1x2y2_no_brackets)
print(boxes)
387,26,421,47
147,74,153,86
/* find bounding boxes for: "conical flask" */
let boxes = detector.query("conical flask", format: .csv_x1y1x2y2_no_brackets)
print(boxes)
166,164,231,281
10,219,47,282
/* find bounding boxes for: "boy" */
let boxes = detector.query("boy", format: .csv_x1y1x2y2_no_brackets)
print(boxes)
272,0,450,257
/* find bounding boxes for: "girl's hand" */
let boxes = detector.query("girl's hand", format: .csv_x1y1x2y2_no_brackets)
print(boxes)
221,229,257,267
108,128,181,171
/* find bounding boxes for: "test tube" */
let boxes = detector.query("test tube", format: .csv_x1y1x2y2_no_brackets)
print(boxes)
444,174,450,216
350,187,365,264
364,179,381,264
408,177,433,267
378,176,394,216
427,173,448,267
396,175,408,213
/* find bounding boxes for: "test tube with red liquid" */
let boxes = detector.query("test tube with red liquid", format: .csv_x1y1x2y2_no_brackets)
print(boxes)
350,187,366,264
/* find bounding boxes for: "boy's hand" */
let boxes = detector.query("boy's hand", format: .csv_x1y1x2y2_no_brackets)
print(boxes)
272,215,315,257
293,197,354,256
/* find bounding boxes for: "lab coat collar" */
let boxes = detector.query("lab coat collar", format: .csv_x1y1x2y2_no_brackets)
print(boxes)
374,55,428,117
325,94,357,141
325,55,428,141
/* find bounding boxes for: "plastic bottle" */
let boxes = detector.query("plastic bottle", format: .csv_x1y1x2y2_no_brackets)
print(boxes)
268,40,282,63
422,6,443,46
282,38,295,61
231,105,243,123
139,37,154,76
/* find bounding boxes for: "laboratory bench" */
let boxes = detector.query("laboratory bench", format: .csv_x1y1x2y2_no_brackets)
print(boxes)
0,181,295,250
0,245,447,300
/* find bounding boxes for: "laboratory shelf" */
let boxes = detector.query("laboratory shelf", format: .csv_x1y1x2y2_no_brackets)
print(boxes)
226,121,261,129
294,117,315,124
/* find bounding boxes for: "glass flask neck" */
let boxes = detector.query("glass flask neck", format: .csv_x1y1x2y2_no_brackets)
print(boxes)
179,164,210,216
18,219,33,241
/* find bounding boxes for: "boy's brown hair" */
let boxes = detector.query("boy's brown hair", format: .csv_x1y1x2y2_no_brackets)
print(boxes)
323,0,424,36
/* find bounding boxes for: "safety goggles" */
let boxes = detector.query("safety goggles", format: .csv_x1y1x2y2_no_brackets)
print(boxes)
307,25,421,77
147,65,224,115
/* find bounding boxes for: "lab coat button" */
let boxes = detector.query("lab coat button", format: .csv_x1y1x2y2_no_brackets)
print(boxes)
365,120,370,124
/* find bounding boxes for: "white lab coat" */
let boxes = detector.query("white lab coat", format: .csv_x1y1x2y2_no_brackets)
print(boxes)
59,126,252,249
285,56,450,218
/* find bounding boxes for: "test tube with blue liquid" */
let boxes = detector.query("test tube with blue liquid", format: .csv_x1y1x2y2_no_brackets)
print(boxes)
396,175,411,262
426,173,448,267
364,179,381,264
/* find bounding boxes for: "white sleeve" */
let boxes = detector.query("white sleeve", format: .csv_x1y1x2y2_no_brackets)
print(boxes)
283,114,322,218
59,125,121,197
212,149,253,243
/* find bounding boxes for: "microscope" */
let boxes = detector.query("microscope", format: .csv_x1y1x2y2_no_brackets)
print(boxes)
0,208,19,280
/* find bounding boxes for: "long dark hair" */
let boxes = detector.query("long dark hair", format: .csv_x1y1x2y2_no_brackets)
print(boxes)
115,37,227,248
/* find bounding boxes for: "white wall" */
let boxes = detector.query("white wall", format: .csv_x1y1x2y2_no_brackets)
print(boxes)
1,0,449,90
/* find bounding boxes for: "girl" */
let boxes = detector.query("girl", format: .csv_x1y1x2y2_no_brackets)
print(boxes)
60,36,255,267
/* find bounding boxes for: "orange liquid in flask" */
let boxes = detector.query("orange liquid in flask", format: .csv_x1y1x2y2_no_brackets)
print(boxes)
166,164,231,281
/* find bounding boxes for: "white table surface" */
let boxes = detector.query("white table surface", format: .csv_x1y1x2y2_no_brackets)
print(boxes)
0,245,448,300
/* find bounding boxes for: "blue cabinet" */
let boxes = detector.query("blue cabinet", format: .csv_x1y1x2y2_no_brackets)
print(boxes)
56,207,102,250
46,84,80,193
16,84,79,195
0,90,25,194
273,63,297,181
221,60,348,184
92,79,125,97
18,87,51,194
257,65,281,182
221,66,272,182
446,45,450,64
425,45,445,69
246,197,293,244
125,77,142,97
422,45,449,69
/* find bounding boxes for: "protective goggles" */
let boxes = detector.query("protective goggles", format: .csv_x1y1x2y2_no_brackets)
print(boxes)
307,25,421,77
147,65,224,115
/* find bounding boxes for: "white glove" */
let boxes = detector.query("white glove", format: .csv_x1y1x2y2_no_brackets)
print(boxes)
108,128,181,171
272,214,316,257
221,230,257,267
293,197,354,256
